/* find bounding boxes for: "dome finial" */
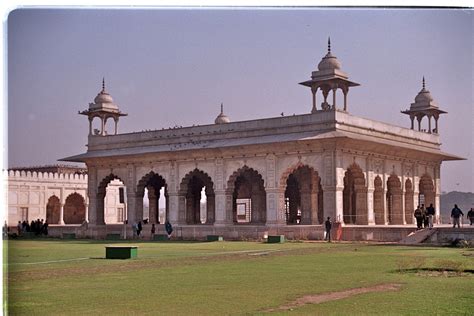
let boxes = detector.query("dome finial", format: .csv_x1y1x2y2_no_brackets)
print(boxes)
422,76,425,90
220,102,224,114
102,77,106,92
328,37,331,53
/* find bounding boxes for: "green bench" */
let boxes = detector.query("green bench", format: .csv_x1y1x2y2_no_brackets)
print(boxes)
267,235,285,243
207,235,224,242
106,233,121,240
62,233,76,239
105,246,138,259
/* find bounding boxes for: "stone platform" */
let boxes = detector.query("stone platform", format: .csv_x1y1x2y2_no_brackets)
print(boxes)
47,224,474,243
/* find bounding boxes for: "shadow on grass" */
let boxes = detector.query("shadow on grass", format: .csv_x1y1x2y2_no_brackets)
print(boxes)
393,267,474,274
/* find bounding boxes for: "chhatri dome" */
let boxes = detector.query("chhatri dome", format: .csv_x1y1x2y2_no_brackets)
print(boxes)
79,78,127,136
89,78,119,112
413,77,436,107
215,103,231,124
317,38,342,71
401,77,446,133
299,38,359,113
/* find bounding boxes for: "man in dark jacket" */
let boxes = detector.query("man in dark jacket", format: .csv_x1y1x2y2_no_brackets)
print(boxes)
165,220,173,240
324,217,332,242
414,206,423,230
467,208,474,226
451,204,464,228
426,204,435,229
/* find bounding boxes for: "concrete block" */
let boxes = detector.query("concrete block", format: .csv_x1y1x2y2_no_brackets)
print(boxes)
105,246,138,259
267,235,285,243
207,235,224,242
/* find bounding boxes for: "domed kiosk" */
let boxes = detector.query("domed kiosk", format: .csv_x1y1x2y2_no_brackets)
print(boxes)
300,38,360,113
79,78,127,136
401,77,447,134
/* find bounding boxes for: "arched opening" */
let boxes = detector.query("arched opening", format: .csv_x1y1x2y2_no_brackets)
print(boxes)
386,174,403,225
179,169,215,225
419,174,434,208
373,176,384,225
104,116,115,135
343,164,367,224
283,165,323,225
227,166,266,224
91,116,102,136
97,174,126,225
405,179,414,224
137,172,168,225
64,193,86,224
46,195,60,224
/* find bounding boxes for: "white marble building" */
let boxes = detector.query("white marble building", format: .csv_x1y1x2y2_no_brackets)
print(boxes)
62,41,461,239
4,167,124,227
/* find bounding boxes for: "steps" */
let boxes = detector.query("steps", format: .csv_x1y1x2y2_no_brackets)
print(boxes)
399,228,437,245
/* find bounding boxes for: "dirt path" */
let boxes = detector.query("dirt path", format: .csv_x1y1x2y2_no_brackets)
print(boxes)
264,283,402,313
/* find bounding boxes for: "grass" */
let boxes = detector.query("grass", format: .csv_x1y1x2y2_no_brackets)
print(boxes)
5,239,474,315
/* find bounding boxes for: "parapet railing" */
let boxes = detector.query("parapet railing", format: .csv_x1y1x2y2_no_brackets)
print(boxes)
3,170,88,181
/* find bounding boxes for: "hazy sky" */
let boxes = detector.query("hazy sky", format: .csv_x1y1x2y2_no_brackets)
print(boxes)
7,8,473,192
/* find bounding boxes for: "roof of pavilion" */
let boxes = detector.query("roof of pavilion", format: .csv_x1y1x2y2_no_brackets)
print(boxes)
61,125,463,163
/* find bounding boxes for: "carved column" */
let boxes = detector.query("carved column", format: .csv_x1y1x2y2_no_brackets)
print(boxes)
206,194,215,224
310,189,319,225
148,187,158,224
101,115,105,136
126,193,136,226
167,193,179,225
88,117,93,135
311,86,318,113
342,87,348,111
84,203,89,223
59,203,65,225
114,117,119,135
266,188,286,225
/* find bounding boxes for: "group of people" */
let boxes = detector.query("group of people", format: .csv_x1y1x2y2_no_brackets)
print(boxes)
17,219,49,236
132,220,173,240
413,203,436,230
413,203,474,229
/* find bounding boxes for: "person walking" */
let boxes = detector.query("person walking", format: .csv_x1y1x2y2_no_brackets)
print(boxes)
421,204,428,228
451,204,464,228
137,221,143,238
132,222,138,239
467,208,474,226
165,220,173,240
426,203,435,229
150,223,156,240
414,206,423,230
324,217,332,242
17,221,22,237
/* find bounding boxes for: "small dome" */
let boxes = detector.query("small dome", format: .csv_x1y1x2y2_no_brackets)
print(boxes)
215,113,230,124
94,91,114,104
414,88,434,103
412,78,437,108
318,52,342,71
215,103,230,124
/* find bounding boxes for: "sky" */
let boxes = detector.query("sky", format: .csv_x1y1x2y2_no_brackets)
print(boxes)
6,7,473,193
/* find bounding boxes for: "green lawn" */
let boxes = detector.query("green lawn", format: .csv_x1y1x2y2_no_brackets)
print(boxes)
5,239,474,315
